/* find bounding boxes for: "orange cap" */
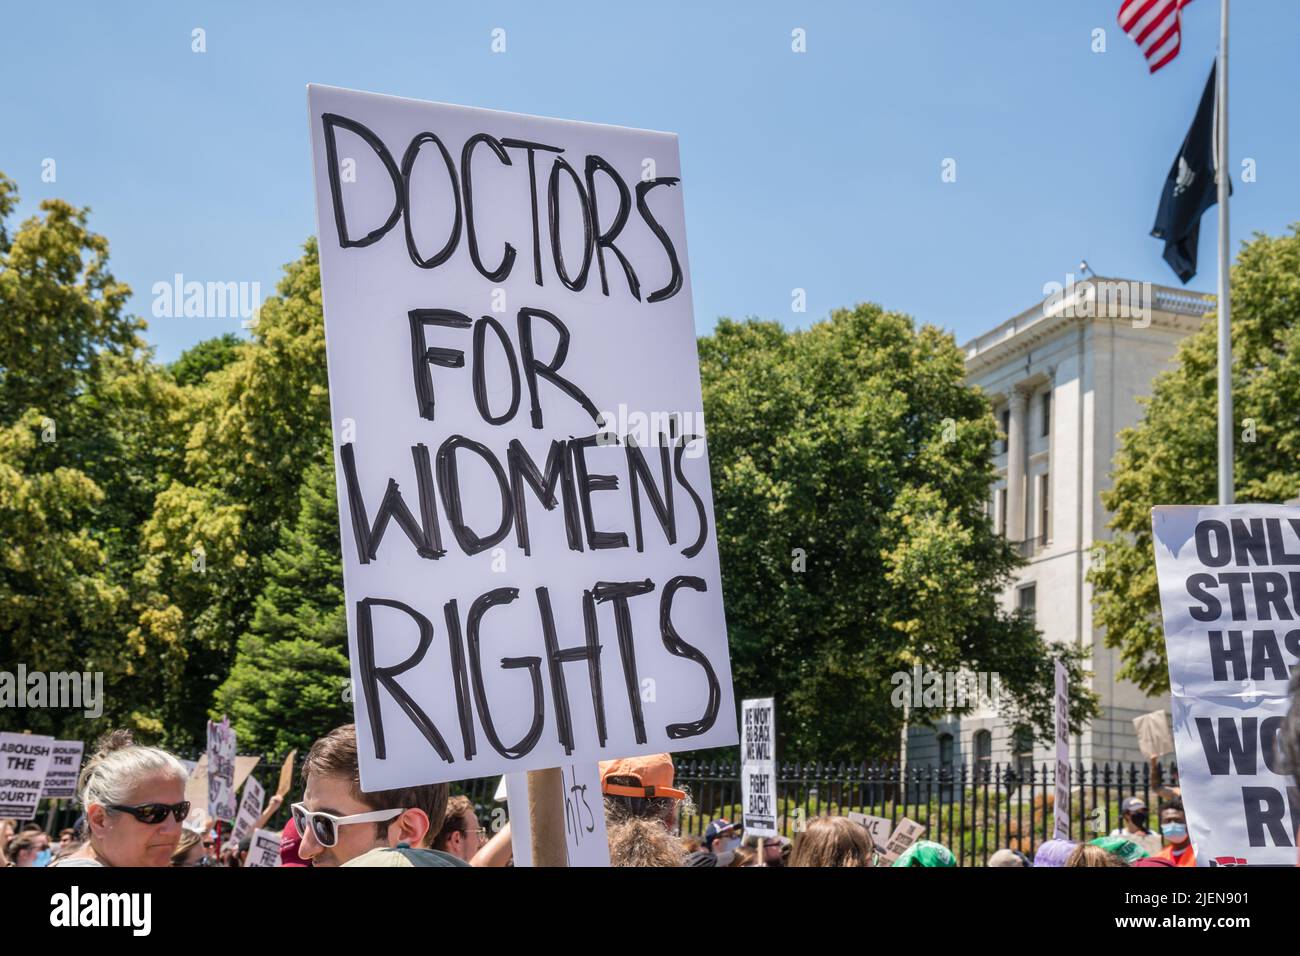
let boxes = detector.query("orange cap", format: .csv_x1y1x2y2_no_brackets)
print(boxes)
599,753,686,801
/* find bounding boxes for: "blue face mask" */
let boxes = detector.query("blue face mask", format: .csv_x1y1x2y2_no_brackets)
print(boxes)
1161,822,1188,841
33,848,52,867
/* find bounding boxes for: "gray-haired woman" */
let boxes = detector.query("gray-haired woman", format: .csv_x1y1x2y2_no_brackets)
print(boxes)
52,730,189,868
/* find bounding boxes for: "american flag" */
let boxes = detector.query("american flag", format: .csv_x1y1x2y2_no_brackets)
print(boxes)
1118,0,1194,73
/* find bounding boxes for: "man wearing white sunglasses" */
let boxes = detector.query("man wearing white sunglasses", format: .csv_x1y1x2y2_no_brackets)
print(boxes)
295,724,466,867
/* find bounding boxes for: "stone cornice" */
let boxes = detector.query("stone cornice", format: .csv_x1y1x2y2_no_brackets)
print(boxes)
962,277,1212,377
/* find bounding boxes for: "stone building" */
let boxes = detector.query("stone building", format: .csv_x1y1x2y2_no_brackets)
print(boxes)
905,276,1213,772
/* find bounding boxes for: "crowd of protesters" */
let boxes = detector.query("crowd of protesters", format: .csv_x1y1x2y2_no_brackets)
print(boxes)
4,667,1299,868
0,727,1259,869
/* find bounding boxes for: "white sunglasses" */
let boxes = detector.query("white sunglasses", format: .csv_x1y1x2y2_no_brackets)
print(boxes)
291,802,405,848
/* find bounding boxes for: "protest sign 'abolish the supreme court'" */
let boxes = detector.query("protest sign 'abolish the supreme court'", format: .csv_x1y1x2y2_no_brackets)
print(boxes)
1153,505,1300,866
307,85,737,790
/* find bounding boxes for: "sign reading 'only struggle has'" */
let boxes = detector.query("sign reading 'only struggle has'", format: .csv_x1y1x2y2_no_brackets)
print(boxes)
1153,505,1300,866
307,85,737,790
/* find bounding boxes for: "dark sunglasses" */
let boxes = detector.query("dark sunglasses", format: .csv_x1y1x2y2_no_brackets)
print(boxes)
107,801,191,824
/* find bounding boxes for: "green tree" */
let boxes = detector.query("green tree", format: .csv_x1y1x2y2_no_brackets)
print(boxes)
0,176,140,424
170,333,245,387
133,240,331,746
1091,226,1300,694
0,174,172,739
699,305,1097,762
214,445,350,754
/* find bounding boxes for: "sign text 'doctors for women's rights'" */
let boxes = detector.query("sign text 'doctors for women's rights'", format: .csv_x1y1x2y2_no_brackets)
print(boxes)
307,85,737,789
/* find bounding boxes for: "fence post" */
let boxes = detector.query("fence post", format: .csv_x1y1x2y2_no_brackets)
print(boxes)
958,762,968,867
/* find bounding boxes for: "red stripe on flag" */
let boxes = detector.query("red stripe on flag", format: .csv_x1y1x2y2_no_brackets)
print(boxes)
1147,34,1182,73
1118,0,1163,31
1134,2,1177,45
1118,0,1192,73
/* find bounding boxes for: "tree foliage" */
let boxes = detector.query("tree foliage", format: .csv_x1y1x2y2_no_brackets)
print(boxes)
1092,226,1300,694
0,175,157,739
700,305,1097,761
1,167,1102,760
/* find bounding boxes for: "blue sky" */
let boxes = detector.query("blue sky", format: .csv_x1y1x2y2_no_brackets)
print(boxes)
2,0,1297,363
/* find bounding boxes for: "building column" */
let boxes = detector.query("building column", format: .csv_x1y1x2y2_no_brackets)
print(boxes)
1005,387,1028,543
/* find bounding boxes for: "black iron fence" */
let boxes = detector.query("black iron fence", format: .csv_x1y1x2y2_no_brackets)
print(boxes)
38,753,1180,867
671,758,1181,866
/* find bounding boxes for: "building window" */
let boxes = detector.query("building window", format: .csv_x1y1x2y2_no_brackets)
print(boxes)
1012,726,1035,781
1041,390,1052,437
1017,583,1036,623
997,488,1007,536
1039,472,1050,543
999,408,1010,455
974,730,992,780
938,733,954,773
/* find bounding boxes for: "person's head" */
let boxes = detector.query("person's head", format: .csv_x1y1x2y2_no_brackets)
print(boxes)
77,729,189,868
58,828,77,849
703,818,741,854
1120,796,1149,833
431,795,485,862
1159,799,1188,846
892,839,956,868
1066,843,1126,867
0,819,15,857
1031,839,1077,868
607,816,686,867
600,754,688,830
6,831,43,866
278,815,309,867
988,848,1029,867
789,816,873,867
740,832,790,866
679,834,701,855
171,829,208,867
727,846,757,867
296,723,448,867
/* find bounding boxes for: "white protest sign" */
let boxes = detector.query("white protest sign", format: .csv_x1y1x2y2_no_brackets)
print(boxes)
206,718,238,822
1053,660,1070,840
741,697,777,837
231,775,266,845
185,753,261,811
880,817,925,865
41,740,85,800
246,828,281,867
1133,709,1175,759
846,811,892,852
1152,504,1300,866
0,733,55,820
307,84,737,791
506,763,610,867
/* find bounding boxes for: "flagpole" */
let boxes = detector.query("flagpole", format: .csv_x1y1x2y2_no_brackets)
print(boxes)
1216,0,1233,505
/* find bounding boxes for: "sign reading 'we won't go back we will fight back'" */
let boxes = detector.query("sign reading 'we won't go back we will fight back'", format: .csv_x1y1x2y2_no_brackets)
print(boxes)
306,85,737,791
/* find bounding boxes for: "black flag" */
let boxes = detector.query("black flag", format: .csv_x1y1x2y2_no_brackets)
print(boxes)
1151,63,1229,284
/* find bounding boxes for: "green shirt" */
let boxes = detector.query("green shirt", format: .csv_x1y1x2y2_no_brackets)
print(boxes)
341,842,470,867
